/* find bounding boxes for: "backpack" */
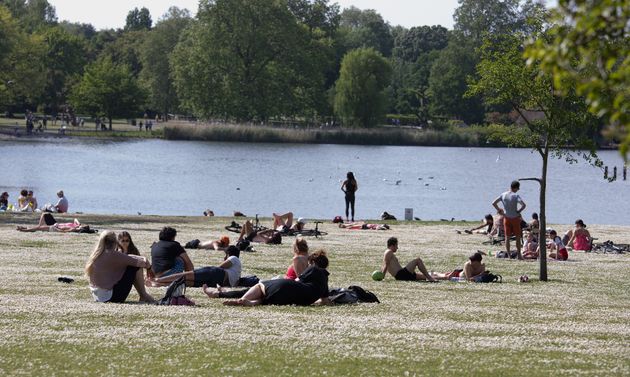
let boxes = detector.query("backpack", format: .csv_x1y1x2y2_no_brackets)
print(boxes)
348,285,380,303
184,239,200,249
158,277,195,305
236,239,251,251
78,225,97,234
332,216,343,223
328,288,360,304
474,271,502,283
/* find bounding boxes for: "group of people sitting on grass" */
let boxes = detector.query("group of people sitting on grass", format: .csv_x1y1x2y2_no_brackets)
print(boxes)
1,189,68,213
85,225,331,306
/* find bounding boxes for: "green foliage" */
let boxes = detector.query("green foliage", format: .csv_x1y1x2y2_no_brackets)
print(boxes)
139,7,191,116
428,36,484,124
334,48,391,128
37,25,88,111
70,57,146,129
125,7,152,31
171,0,333,120
0,5,46,110
526,0,630,157
392,25,449,62
0,0,57,33
101,30,147,77
336,6,393,57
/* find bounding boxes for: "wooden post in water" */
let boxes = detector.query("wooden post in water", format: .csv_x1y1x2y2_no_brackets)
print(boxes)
613,166,617,181
624,166,627,181
604,166,608,180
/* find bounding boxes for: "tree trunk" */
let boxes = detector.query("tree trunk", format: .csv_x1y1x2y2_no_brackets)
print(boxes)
108,116,113,131
539,147,549,281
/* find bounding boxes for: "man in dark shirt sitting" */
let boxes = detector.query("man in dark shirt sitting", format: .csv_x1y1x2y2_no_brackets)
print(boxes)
150,227,194,278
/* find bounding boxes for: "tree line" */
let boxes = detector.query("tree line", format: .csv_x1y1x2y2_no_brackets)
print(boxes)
0,0,627,139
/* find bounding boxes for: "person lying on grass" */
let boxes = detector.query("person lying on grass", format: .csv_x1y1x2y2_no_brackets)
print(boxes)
338,221,390,230
16,212,86,232
272,211,305,233
380,237,436,282
237,220,282,244
146,246,241,288
85,230,154,303
220,250,330,306
431,252,487,281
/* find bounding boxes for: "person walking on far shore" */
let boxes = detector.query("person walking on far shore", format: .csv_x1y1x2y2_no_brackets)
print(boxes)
492,180,526,260
341,172,358,222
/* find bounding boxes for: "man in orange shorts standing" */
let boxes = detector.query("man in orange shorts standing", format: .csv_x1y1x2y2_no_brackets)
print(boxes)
492,180,526,260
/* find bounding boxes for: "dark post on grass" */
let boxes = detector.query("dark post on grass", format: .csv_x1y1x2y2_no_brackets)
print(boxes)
519,177,547,281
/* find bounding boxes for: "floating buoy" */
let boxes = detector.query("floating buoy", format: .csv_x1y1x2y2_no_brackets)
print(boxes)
236,187,240,190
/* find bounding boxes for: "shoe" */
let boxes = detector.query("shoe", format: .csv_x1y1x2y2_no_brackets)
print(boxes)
58,276,74,283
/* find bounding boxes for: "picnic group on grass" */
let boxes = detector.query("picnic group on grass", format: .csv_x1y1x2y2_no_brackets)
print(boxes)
6,176,596,306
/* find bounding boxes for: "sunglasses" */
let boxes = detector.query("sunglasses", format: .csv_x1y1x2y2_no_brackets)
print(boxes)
120,239,131,243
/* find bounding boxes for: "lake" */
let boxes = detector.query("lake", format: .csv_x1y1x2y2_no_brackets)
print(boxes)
1,138,628,225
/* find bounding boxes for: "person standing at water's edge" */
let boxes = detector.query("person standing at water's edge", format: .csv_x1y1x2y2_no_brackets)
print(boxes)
492,180,526,260
341,172,358,222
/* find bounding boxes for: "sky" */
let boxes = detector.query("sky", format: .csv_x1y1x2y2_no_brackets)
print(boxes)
49,0,461,30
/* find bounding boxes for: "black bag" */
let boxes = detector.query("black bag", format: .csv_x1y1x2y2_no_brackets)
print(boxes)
236,239,251,251
348,285,380,303
184,239,200,249
158,277,194,305
328,288,360,304
474,272,502,283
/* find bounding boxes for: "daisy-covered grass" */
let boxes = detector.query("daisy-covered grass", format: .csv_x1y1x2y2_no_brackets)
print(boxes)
0,213,628,376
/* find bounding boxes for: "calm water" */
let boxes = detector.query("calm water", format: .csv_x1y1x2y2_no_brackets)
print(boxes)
1,138,628,225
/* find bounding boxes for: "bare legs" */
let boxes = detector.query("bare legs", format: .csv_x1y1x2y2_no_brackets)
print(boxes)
146,270,195,287
223,282,265,306
133,269,155,302
405,258,436,282
273,212,293,229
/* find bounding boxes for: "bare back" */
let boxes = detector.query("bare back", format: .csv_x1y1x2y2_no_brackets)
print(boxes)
383,249,403,276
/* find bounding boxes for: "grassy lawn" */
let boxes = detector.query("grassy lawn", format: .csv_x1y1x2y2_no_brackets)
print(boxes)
0,213,628,376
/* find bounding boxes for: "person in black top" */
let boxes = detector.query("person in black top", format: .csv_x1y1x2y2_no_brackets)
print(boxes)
150,227,194,278
223,250,330,306
341,172,358,222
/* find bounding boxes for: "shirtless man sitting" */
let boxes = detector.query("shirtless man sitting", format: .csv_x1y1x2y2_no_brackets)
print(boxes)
380,237,436,282
460,252,486,281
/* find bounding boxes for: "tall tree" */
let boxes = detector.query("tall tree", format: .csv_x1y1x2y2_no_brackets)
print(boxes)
70,57,146,130
526,0,630,156
0,5,46,111
139,7,191,117
469,33,600,281
171,0,330,120
393,25,449,63
334,48,391,128
428,35,485,124
38,25,88,112
125,7,152,31
336,6,393,57
0,0,57,32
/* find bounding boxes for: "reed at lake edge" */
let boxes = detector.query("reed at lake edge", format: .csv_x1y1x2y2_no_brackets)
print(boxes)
163,123,495,147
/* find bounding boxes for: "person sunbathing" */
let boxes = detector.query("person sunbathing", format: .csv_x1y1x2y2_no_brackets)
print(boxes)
237,220,282,244
380,237,436,282
339,221,390,230
16,213,85,232
221,250,330,306
272,212,305,233
429,252,486,281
